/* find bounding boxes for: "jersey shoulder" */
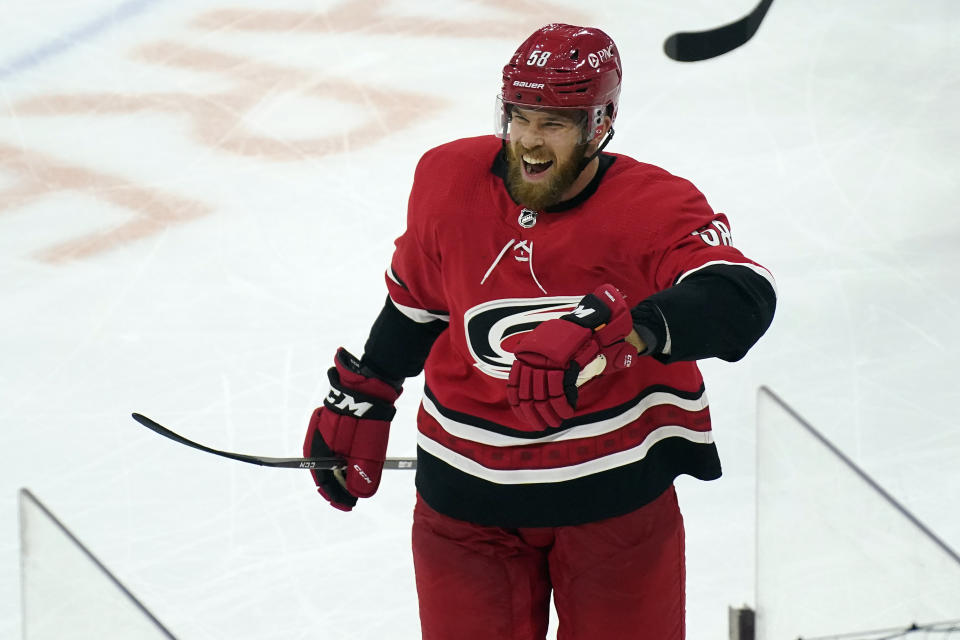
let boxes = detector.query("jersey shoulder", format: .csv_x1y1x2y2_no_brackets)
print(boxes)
406,136,500,237
585,154,721,252
416,135,501,176
603,153,705,199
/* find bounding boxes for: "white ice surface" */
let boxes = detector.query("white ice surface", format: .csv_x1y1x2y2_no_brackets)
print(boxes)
1,1,958,638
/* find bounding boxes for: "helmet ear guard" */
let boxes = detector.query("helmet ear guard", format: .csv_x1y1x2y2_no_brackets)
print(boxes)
578,124,615,172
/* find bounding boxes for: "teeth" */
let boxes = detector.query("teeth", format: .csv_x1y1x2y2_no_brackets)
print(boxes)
523,155,551,164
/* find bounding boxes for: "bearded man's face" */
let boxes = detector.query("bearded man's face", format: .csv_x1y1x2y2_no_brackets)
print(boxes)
505,107,590,211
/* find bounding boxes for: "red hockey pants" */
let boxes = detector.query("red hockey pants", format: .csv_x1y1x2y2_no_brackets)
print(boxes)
412,486,686,640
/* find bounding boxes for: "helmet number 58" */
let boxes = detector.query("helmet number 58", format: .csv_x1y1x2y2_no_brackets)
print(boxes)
526,51,552,67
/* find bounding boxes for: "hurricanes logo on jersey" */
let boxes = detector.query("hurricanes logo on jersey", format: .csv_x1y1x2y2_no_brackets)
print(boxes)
463,296,581,379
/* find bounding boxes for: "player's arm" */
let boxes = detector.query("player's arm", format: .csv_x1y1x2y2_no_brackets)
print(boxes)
625,177,776,363
628,262,776,363
361,294,448,380
303,148,449,510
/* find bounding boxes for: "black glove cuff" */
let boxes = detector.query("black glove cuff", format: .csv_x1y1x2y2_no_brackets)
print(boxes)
338,348,403,393
630,301,667,356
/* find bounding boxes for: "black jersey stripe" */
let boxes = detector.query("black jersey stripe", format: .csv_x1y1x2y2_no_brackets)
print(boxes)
414,436,722,527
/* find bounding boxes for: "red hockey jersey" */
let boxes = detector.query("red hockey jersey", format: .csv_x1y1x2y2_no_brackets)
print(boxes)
385,135,773,527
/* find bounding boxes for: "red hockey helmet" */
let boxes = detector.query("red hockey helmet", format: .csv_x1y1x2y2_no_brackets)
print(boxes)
496,24,622,142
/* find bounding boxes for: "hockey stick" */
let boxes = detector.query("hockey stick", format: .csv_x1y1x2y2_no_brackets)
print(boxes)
664,0,775,62
131,413,417,470
132,353,607,470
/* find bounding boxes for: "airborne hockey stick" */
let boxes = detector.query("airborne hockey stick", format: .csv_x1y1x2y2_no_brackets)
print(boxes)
130,413,416,470
664,0,775,62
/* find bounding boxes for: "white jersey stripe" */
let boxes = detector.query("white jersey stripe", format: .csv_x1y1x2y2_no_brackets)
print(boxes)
417,425,715,485
421,389,709,447
389,297,450,324
386,267,403,287
676,260,778,294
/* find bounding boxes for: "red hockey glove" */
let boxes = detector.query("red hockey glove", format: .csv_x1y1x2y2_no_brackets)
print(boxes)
507,284,638,429
304,348,402,511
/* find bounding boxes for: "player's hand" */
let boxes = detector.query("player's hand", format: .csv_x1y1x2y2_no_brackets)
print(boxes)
507,284,638,429
303,348,402,511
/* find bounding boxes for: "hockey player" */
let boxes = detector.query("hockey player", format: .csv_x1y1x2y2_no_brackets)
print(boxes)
303,23,776,640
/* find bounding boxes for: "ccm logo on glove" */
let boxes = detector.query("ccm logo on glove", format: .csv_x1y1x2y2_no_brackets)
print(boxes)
325,389,373,417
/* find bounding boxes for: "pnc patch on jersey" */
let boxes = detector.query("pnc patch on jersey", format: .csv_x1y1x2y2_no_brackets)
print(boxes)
464,296,581,379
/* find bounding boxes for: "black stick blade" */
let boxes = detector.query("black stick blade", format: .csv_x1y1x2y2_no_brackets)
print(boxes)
131,412,346,469
130,413,417,470
664,0,774,62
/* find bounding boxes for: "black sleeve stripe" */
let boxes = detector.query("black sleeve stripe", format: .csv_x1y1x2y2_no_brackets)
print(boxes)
361,296,448,381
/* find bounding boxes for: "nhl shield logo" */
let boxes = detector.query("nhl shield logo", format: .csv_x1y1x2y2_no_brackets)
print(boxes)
518,209,538,229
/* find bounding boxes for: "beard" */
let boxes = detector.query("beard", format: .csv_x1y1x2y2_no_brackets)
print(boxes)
505,140,590,211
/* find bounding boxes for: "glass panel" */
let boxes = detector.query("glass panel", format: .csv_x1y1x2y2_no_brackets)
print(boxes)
19,489,176,640
755,388,960,640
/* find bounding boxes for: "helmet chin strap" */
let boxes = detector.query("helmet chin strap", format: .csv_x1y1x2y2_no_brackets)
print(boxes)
577,127,615,173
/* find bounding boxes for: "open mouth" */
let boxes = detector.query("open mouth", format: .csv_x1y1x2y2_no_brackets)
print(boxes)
522,155,553,177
